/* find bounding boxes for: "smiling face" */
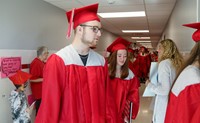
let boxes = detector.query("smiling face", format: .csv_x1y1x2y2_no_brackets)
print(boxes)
116,49,127,67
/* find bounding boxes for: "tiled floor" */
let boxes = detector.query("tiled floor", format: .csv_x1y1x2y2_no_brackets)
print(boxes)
133,83,153,123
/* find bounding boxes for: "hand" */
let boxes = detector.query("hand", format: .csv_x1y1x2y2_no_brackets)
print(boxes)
26,101,36,115
26,107,33,115
124,116,129,123
145,79,150,86
26,108,30,113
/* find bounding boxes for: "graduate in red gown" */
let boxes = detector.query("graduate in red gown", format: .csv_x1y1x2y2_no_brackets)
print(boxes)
165,22,200,123
128,48,140,87
35,3,117,123
135,46,151,83
128,48,137,76
107,37,139,123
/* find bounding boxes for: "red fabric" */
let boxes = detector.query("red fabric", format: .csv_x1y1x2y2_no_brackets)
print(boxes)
66,3,100,29
107,37,131,53
150,53,158,62
35,54,117,123
165,83,200,123
30,58,45,99
66,8,75,38
183,22,200,42
136,53,151,78
9,70,32,85
28,94,36,106
191,104,200,123
165,92,178,123
109,76,139,122
128,61,140,87
21,64,30,69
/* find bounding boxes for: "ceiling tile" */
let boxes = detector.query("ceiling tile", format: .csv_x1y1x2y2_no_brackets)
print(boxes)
42,0,177,48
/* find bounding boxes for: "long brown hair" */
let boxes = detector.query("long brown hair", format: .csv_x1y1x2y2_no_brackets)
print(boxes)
108,51,129,79
173,42,200,85
158,39,183,73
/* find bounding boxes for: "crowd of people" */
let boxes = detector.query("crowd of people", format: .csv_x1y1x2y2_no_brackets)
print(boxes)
8,3,200,123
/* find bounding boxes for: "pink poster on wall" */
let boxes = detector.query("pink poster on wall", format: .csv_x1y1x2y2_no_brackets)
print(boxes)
0,57,21,78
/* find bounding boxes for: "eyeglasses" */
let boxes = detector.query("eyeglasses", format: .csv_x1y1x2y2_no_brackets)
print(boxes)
80,24,102,33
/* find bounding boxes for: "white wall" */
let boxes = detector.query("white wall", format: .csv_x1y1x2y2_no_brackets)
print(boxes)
0,49,36,122
0,0,117,122
95,29,117,56
162,0,199,53
0,0,68,50
0,49,56,122
198,0,200,21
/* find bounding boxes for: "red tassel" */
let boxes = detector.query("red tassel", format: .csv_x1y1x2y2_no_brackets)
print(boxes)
66,8,75,39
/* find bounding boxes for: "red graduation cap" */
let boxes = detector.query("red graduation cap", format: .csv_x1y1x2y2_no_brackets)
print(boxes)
9,70,32,85
107,37,131,52
183,22,200,42
66,3,100,38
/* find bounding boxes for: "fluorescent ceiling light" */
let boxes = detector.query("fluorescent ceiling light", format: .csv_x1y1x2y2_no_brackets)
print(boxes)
136,41,151,43
122,30,149,33
98,11,145,18
131,37,150,39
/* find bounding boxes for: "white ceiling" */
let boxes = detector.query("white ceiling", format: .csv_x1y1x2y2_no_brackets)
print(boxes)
43,0,177,48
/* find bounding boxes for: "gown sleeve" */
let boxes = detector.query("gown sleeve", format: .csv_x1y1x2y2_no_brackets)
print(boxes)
165,83,200,123
35,54,66,123
105,61,118,123
164,92,178,123
173,83,200,123
191,102,200,123
127,77,140,119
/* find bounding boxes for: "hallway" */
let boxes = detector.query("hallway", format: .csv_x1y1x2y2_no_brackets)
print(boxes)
133,84,153,123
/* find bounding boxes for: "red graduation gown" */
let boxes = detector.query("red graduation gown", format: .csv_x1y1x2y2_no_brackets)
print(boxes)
128,61,140,87
136,53,151,78
110,70,139,123
165,65,200,123
35,45,116,123
165,84,200,123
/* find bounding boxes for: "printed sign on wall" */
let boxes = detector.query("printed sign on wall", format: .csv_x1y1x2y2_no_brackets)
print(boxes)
0,57,21,78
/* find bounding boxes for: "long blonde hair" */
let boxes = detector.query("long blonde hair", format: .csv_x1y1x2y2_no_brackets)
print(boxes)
158,39,183,72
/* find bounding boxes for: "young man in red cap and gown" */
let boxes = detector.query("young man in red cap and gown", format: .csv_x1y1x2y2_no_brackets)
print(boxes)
107,37,139,123
35,3,117,123
165,22,200,123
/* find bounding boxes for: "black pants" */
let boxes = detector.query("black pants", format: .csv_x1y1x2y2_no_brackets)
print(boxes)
35,99,41,116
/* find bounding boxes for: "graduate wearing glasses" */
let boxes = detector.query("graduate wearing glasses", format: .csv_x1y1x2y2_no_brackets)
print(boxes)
35,3,117,123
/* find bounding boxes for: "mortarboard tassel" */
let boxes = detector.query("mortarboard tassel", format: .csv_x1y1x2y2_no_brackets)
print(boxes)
66,8,75,39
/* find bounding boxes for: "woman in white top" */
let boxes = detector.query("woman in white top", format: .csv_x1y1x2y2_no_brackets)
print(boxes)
145,39,183,123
